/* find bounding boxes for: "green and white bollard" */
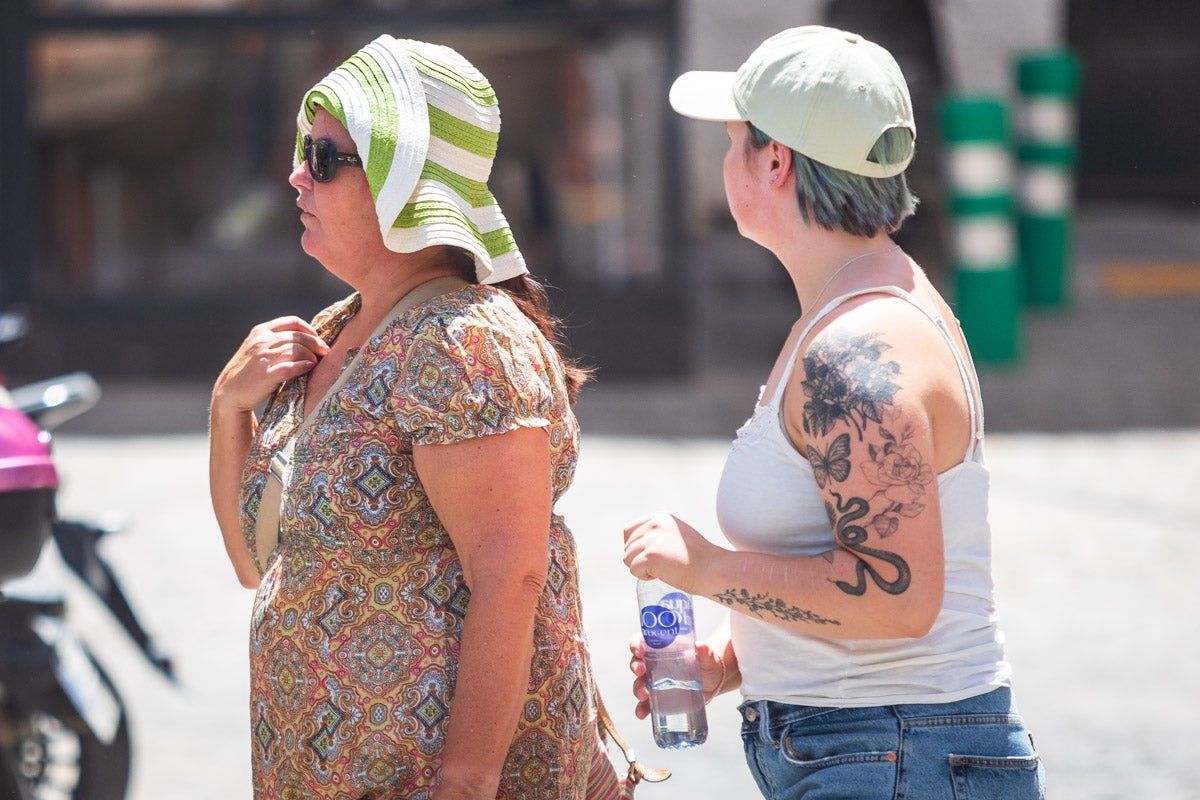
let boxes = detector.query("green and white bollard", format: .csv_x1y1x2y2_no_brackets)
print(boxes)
940,96,1021,364
1016,51,1081,308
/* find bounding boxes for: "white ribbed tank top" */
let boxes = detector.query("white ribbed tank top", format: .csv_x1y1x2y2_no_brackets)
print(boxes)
715,286,1012,707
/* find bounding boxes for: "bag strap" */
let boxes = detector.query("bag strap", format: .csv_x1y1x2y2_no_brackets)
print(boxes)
252,275,468,568
595,688,671,789
295,275,469,434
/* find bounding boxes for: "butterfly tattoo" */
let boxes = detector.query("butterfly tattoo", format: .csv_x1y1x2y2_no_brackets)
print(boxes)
807,432,852,488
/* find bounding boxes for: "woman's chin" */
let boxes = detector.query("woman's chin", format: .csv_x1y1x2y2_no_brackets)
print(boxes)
298,229,319,258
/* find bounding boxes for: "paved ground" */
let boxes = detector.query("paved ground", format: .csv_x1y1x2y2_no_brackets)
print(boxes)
42,426,1200,800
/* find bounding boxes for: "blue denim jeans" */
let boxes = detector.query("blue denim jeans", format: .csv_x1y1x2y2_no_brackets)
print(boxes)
739,688,1044,800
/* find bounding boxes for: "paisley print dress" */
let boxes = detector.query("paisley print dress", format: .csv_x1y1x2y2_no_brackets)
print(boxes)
238,285,601,799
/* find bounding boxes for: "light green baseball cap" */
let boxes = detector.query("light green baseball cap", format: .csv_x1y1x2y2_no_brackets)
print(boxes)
669,26,915,179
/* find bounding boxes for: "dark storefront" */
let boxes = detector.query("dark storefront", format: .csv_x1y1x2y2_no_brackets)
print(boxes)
1,0,685,381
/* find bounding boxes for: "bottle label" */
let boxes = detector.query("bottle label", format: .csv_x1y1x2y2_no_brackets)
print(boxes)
639,591,694,649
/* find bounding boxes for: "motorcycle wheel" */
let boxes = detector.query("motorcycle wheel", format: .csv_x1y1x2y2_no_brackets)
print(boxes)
0,745,31,800
13,709,130,800
8,651,131,800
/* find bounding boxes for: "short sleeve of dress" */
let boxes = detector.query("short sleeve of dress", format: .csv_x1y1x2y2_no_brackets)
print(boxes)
394,295,561,447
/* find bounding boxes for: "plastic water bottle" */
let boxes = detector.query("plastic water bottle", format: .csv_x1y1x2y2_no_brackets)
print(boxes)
636,578,708,749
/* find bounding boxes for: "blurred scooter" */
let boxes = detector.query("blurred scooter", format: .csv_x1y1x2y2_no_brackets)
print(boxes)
0,310,173,800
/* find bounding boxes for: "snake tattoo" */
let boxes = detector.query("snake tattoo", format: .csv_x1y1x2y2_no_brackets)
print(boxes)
826,491,911,596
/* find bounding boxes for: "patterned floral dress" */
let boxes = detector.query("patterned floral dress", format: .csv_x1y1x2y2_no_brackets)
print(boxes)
239,285,602,799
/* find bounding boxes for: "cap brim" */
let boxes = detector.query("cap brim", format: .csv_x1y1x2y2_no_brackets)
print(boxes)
668,71,745,121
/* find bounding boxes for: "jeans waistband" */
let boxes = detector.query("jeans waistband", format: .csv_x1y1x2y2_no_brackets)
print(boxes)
739,687,1016,741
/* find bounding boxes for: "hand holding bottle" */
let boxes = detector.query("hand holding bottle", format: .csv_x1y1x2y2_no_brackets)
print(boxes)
634,579,711,748
628,635,727,721
623,511,721,593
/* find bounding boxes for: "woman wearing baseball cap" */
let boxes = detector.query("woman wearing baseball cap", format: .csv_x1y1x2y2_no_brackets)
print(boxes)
623,26,1045,799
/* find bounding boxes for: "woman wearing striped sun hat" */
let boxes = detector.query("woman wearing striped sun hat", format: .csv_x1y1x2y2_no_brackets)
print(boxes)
209,36,614,799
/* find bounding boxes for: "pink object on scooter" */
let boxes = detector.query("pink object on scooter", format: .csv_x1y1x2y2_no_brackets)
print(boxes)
0,404,58,582
0,405,57,493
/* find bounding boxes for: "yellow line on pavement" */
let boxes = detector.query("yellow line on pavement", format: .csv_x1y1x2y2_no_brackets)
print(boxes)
1103,263,1200,297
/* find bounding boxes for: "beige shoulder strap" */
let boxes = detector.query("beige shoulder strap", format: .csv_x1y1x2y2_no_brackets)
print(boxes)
595,689,671,791
251,276,467,571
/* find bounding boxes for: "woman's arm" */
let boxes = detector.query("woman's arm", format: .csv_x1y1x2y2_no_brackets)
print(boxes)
208,316,327,589
625,303,952,640
208,403,262,589
414,425,553,800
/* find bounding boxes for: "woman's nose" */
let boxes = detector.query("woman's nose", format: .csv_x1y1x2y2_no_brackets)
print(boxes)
288,158,311,190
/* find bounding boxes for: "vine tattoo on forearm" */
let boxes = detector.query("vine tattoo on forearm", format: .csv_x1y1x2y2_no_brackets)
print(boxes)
714,588,841,626
801,330,932,598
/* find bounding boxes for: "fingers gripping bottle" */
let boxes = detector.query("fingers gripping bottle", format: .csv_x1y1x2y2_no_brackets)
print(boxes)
637,579,708,749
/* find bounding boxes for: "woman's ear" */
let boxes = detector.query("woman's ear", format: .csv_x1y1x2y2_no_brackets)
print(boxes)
767,140,794,189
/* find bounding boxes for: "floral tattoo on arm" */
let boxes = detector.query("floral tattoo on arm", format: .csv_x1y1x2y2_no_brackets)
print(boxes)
713,588,842,626
801,330,931,597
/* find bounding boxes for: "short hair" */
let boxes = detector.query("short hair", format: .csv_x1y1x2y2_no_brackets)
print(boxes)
748,123,918,237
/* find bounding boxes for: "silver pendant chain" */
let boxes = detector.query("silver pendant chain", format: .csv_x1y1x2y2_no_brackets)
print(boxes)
804,244,901,317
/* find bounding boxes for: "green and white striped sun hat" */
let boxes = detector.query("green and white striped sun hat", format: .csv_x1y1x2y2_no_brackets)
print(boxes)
297,35,527,284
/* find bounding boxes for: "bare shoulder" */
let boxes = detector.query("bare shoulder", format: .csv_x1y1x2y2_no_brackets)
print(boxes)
800,294,957,394
808,292,949,350
784,294,970,472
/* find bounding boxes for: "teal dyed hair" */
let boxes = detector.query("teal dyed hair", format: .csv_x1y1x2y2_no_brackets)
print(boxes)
749,123,918,237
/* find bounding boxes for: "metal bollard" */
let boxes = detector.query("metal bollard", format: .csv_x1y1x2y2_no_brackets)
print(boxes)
1016,51,1082,308
940,95,1022,364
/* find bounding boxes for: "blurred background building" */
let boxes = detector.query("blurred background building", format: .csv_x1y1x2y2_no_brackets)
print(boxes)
1,0,1197,383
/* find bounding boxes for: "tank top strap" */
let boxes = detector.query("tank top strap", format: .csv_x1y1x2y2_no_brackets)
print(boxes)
770,286,984,461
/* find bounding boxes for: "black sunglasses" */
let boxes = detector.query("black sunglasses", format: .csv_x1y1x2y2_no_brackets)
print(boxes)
302,135,363,183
